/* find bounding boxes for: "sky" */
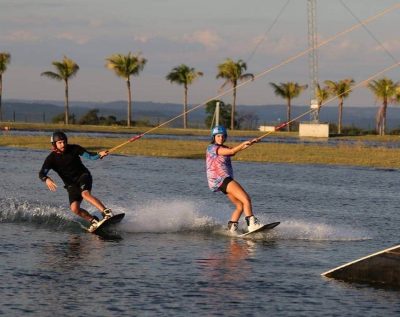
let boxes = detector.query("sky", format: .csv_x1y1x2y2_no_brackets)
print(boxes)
1,0,399,107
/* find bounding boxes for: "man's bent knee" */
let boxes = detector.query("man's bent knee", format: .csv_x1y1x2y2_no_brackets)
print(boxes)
81,190,91,199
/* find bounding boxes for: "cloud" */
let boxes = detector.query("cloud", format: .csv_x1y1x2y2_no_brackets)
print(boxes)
134,35,150,43
88,19,104,29
2,30,40,42
55,32,90,45
322,38,366,61
245,34,301,57
182,29,222,49
374,39,400,53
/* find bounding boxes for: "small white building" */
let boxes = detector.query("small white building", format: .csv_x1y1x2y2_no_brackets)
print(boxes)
258,125,275,132
299,100,329,138
299,122,329,137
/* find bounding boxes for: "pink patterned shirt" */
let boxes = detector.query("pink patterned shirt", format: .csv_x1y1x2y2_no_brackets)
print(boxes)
206,144,234,191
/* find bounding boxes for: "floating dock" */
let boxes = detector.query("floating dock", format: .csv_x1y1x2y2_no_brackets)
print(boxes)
321,244,400,287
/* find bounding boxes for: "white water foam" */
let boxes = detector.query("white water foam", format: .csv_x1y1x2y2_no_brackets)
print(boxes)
108,200,371,240
118,199,216,233
0,197,372,240
0,197,76,230
275,219,371,241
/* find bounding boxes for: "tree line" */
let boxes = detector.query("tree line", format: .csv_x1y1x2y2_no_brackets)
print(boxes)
1,51,400,135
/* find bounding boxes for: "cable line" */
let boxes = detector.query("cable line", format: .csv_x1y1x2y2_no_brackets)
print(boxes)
245,0,291,64
107,3,400,154
339,0,399,64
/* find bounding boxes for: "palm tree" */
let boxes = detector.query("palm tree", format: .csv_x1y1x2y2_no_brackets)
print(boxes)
41,56,79,125
367,77,400,135
324,78,355,134
0,52,11,122
313,83,330,121
166,64,203,129
396,86,400,103
316,83,330,108
216,58,254,130
106,52,147,127
269,82,308,131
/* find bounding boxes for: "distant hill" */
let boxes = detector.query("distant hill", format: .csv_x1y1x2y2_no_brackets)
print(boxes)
3,99,400,130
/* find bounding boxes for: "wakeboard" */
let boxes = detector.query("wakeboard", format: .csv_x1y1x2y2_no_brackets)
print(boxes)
238,221,280,238
89,213,125,235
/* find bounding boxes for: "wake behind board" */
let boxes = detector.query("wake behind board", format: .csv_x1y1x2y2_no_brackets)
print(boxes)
89,213,125,237
238,221,280,238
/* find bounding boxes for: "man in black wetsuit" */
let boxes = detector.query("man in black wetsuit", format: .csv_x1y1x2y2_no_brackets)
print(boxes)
39,131,113,232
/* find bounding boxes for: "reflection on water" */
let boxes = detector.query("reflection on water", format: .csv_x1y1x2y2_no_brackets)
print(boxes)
195,239,255,310
197,239,255,281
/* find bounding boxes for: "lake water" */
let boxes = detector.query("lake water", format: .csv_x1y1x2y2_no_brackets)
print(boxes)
1,147,400,316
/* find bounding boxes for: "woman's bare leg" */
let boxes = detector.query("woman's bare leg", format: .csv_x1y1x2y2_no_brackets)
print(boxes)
226,180,253,221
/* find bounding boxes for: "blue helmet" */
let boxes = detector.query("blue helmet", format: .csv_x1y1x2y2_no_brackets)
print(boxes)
211,125,227,139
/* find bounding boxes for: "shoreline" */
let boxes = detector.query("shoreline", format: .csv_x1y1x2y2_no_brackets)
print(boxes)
1,134,400,169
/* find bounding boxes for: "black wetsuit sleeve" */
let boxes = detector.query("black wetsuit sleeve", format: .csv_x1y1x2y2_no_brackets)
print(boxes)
39,155,52,181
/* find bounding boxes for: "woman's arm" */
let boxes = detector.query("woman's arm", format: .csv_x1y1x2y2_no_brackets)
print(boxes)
217,138,258,156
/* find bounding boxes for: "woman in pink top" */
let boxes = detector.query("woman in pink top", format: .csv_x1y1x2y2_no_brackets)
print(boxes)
206,125,263,235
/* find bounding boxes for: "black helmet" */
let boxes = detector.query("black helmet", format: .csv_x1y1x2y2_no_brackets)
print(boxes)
51,131,68,145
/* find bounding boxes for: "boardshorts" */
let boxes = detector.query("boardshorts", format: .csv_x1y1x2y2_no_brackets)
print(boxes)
66,173,93,204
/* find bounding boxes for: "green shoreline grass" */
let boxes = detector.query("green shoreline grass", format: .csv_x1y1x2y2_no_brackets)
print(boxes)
1,134,400,169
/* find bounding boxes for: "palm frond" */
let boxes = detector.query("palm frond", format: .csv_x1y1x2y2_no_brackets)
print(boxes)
367,77,399,100
40,71,63,81
0,52,11,74
42,56,79,81
106,52,147,79
269,82,307,99
166,64,203,86
216,58,253,89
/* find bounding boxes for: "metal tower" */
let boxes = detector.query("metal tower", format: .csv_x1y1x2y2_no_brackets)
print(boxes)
308,0,319,121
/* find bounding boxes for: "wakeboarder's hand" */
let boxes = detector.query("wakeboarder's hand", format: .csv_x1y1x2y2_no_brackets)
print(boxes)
241,138,259,150
45,178,57,192
98,150,109,159
241,141,252,150
249,138,259,145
